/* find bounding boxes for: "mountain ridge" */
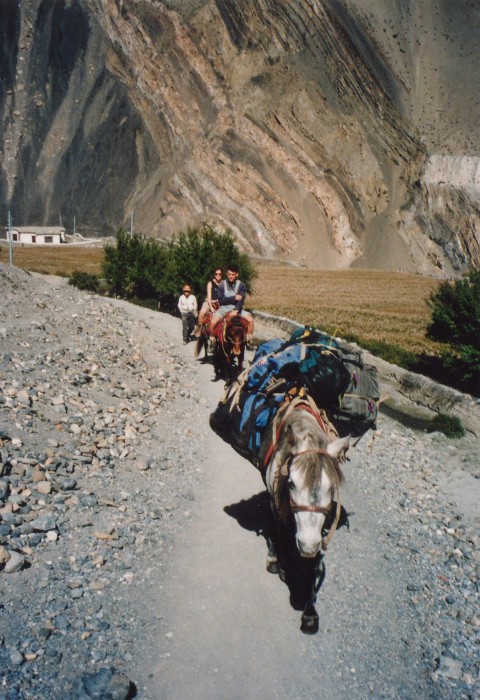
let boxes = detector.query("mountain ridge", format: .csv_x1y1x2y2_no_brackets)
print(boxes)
1,0,479,274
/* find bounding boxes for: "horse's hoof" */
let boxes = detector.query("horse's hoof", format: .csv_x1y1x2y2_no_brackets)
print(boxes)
278,567,286,583
266,561,279,575
301,614,319,635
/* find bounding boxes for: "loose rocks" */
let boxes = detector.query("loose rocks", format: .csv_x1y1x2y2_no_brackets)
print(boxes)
0,265,210,699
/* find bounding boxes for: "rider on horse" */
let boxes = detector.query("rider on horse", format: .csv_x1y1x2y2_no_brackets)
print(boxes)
209,264,254,340
194,267,223,336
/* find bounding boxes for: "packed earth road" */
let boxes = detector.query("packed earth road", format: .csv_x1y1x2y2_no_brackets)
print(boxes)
0,262,479,700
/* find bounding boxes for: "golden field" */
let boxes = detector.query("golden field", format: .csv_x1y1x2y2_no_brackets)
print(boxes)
0,243,104,277
251,264,443,354
0,243,443,354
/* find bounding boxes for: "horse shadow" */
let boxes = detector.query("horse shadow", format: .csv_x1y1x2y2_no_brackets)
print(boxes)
224,490,272,539
224,491,350,614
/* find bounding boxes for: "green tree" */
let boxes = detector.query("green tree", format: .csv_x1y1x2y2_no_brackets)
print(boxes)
103,229,137,297
163,224,256,301
102,230,167,300
426,270,480,395
101,224,256,312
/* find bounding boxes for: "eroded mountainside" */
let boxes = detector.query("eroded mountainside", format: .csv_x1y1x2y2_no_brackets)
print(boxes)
1,0,479,273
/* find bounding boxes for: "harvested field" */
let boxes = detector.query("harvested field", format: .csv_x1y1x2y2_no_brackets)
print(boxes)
250,264,444,354
0,243,104,277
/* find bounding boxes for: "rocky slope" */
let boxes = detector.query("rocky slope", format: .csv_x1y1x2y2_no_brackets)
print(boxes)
1,0,479,273
0,263,211,698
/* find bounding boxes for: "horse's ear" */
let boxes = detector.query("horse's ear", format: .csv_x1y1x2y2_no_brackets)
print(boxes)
326,435,350,460
286,424,296,447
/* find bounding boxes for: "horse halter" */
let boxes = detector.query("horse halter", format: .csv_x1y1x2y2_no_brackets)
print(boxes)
283,447,341,551
285,448,333,515
266,398,343,551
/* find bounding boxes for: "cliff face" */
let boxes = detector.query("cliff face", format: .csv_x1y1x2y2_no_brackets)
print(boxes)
1,0,479,273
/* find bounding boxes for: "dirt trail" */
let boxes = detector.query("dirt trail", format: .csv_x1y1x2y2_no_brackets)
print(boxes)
130,318,466,700
1,269,477,699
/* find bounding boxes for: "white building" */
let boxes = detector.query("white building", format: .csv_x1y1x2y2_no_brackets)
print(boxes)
5,226,66,244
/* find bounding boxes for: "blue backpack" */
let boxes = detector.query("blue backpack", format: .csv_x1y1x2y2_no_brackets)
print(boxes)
238,328,349,459
210,326,379,465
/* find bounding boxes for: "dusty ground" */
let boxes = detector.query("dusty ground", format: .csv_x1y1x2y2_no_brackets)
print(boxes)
1,267,478,699
125,302,480,699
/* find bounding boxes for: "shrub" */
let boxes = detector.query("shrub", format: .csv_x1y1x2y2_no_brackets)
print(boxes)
68,270,100,293
101,224,257,309
428,413,465,438
426,270,480,396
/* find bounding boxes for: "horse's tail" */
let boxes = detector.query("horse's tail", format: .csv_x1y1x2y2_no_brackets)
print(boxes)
194,335,203,358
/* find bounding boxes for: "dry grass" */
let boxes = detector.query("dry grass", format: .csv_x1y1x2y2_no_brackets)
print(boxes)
1,244,443,354
0,243,104,277
250,264,443,354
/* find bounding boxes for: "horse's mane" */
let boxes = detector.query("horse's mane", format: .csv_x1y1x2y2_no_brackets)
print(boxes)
214,313,247,343
275,410,344,524
296,450,344,492
226,314,248,333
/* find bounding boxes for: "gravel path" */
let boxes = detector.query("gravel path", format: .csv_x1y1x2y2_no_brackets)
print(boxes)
0,263,478,700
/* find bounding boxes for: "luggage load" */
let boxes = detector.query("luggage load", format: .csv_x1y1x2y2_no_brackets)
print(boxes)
331,355,380,437
210,326,380,465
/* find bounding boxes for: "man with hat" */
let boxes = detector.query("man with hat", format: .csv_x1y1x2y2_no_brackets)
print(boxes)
177,284,198,344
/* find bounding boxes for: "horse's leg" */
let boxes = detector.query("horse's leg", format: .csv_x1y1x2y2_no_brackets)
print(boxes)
265,534,279,574
228,357,237,383
238,347,245,373
212,341,223,380
265,506,281,574
202,332,209,363
300,556,325,635
271,518,291,583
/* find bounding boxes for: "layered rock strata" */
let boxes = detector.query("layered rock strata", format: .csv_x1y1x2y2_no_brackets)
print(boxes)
0,0,479,273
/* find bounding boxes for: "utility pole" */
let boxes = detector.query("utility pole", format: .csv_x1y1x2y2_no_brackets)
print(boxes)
8,210,13,266
73,215,76,236
130,211,133,236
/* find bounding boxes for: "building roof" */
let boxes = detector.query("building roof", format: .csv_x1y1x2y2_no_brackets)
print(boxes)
11,226,65,234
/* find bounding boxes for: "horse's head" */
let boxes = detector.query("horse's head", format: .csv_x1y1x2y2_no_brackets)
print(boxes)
270,409,350,558
212,312,248,380
224,313,248,356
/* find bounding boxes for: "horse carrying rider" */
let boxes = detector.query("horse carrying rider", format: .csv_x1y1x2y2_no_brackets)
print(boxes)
209,263,254,339
194,267,223,336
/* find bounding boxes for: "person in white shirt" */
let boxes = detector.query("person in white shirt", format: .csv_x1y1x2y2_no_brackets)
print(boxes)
177,284,198,344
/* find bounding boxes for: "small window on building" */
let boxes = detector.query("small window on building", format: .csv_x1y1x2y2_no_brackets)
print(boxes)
45,236,53,243
31,235,36,243
12,233,18,241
